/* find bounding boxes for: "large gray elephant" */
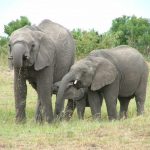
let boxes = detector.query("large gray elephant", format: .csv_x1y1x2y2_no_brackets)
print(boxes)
8,19,75,123
55,45,149,120
53,81,103,120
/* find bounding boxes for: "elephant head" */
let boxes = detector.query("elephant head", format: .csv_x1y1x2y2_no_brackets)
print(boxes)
53,81,86,100
8,26,55,70
55,56,118,115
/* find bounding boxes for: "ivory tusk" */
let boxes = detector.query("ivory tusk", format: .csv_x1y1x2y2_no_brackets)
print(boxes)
74,80,78,85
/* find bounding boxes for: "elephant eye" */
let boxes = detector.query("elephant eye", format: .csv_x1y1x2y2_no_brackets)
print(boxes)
8,44,11,52
31,44,35,49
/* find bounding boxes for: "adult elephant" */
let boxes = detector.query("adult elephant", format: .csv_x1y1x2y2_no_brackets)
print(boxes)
8,19,75,123
55,45,149,120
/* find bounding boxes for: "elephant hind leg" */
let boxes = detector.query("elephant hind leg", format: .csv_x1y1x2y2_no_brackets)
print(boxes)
35,100,43,123
118,97,130,119
135,70,148,116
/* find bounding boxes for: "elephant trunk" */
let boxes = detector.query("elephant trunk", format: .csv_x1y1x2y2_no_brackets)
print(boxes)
55,71,75,116
11,43,26,68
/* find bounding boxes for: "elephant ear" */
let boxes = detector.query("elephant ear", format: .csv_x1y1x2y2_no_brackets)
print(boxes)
34,35,55,71
91,58,118,91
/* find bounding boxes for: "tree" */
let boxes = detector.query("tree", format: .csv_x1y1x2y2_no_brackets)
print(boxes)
72,29,102,58
0,36,8,46
111,15,130,45
4,16,31,36
110,15,150,55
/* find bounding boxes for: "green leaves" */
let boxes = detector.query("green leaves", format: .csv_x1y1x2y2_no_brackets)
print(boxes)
4,16,31,36
111,15,150,55
72,29,101,58
72,15,150,59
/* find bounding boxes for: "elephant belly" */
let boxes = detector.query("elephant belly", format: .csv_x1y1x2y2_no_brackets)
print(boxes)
119,73,141,97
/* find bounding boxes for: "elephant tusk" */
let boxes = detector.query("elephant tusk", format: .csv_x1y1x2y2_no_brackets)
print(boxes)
74,80,78,85
8,56,13,60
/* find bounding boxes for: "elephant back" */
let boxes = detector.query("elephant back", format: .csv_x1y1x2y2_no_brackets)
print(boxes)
38,19,70,43
38,19,75,82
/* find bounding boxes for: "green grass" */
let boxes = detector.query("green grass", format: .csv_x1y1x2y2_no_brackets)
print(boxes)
0,66,150,149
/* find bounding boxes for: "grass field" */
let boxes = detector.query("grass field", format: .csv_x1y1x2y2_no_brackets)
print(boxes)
0,66,150,150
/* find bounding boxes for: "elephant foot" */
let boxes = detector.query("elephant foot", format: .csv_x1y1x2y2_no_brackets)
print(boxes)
64,99,76,121
35,112,43,124
15,116,26,124
43,110,54,123
45,116,53,123
137,110,144,116
108,115,118,121
119,112,128,120
64,110,74,121
15,110,26,124
92,113,101,121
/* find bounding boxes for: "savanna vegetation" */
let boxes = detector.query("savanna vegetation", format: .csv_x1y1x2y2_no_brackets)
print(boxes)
0,15,150,149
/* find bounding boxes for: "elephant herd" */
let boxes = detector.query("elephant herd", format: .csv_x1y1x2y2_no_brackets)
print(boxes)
8,19,149,123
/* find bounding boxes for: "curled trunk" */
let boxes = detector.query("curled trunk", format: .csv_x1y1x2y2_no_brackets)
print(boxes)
55,71,75,116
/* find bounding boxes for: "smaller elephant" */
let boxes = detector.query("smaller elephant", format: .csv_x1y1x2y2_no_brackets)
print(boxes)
53,81,103,120
55,45,149,120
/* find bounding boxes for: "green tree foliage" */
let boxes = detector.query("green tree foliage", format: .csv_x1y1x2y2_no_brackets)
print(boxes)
0,36,8,47
0,36,8,66
72,29,120,58
1,15,150,64
110,15,150,55
0,36,8,56
4,16,31,36
72,29,103,58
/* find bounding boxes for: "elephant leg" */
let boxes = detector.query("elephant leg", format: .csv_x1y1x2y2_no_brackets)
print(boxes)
35,99,43,123
76,97,86,120
14,68,27,123
88,90,101,120
135,73,148,116
64,99,76,121
98,93,103,119
118,97,130,119
36,67,54,123
103,80,119,120
29,81,43,123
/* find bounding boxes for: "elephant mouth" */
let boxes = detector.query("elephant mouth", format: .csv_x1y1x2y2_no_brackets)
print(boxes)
73,80,83,89
23,58,33,67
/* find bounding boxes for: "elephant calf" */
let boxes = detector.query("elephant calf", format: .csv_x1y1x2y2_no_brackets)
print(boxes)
55,45,149,120
53,82,103,120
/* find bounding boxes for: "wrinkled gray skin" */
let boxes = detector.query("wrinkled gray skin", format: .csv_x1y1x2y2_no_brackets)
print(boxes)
55,45,149,120
8,19,75,123
53,81,103,119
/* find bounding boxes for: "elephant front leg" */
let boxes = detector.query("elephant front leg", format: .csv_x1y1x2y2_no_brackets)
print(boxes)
88,90,101,120
103,80,119,120
14,68,27,123
36,68,54,123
